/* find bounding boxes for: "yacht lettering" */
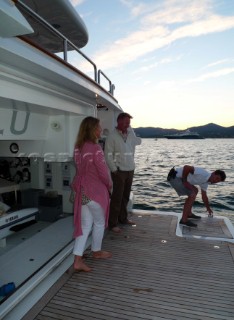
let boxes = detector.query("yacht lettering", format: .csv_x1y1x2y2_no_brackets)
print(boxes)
10,110,30,135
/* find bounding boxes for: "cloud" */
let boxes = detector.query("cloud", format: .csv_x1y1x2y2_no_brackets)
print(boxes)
142,0,212,24
69,0,85,6
169,14,234,39
133,56,180,74
77,0,233,73
89,13,233,72
205,59,234,69
189,67,234,82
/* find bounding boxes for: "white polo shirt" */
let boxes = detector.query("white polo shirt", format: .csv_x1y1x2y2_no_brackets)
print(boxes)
175,167,211,191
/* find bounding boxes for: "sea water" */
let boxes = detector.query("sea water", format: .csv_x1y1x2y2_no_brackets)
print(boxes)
132,138,234,223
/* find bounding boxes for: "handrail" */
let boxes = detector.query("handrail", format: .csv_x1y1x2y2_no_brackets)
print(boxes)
13,0,114,93
97,70,115,95
98,70,112,93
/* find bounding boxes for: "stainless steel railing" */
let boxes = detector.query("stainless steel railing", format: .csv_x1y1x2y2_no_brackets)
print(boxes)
14,0,115,95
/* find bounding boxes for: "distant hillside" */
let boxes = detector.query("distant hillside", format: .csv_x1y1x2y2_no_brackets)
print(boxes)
134,123,234,138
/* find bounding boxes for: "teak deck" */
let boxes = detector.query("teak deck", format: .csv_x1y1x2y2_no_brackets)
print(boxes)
24,213,234,320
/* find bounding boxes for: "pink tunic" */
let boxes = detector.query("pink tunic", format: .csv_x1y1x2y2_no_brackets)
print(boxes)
71,142,112,238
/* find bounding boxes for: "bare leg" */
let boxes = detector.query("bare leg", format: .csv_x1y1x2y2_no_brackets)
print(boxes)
73,255,92,272
182,194,196,222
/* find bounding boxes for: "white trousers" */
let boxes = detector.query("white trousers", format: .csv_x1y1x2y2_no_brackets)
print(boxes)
73,200,105,256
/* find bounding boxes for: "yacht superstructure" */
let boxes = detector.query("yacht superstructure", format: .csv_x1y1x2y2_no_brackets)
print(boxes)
0,0,122,318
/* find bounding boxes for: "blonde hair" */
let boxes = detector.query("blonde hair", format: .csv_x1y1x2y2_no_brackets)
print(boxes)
75,116,100,148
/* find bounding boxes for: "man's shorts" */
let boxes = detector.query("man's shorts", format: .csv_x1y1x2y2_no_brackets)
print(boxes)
169,177,192,197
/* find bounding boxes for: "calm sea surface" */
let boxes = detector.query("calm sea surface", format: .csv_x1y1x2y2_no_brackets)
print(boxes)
132,138,234,224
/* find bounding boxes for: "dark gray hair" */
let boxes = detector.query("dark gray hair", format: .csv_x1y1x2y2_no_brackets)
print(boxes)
117,112,133,121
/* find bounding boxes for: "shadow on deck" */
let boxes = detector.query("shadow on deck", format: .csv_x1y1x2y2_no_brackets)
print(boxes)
24,212,234,320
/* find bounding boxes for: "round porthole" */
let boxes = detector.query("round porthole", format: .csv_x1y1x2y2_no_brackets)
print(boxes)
9,143,19,154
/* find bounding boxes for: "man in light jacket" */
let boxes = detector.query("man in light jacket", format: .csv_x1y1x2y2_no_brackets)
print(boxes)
104,112,141,233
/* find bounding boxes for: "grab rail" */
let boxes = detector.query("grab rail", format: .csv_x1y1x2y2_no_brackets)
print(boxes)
98,70,115,94
14,0,115,95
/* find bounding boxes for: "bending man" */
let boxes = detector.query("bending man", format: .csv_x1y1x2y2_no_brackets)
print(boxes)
167,165,226,227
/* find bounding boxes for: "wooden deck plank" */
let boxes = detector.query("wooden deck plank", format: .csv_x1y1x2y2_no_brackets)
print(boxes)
50,293,233,318
25,213,234,320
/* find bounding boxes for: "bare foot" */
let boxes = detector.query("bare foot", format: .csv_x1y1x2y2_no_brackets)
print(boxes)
111,226,122,233
93,251,112,259
121,219,136,225
74,260,92,272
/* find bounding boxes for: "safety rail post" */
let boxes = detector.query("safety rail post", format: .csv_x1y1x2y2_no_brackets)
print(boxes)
98,70,114,94
63,39,68,62
110,84,115,95
66,41,98,82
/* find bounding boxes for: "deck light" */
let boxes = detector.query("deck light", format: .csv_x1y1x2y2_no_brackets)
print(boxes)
51,121,61,131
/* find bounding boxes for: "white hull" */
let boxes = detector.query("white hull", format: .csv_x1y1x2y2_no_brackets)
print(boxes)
0,36,120,158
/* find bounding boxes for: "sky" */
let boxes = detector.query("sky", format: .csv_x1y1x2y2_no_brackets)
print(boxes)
69,0,234,129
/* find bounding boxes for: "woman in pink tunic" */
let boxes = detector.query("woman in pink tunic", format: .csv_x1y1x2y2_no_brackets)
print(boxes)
71,116,112,272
